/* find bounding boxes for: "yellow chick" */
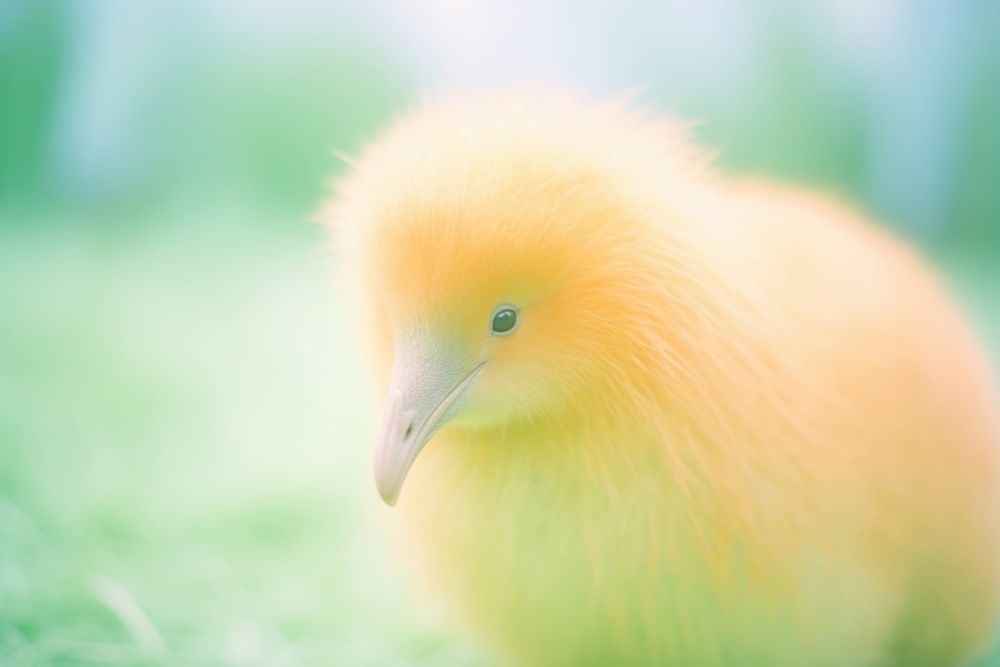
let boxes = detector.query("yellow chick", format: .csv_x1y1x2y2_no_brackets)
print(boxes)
324,91,1000,666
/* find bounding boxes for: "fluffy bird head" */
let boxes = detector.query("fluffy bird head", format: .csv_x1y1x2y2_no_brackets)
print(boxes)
328,93,717,505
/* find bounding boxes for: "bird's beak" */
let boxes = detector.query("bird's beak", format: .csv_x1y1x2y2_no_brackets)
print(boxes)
374,338,485,506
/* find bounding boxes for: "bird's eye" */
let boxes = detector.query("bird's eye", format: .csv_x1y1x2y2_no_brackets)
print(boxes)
490,305,518,336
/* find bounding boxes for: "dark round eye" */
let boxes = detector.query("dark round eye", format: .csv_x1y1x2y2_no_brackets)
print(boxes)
490,305,518,336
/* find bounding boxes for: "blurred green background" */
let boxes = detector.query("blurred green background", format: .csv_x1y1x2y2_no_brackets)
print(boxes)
1,1,998,665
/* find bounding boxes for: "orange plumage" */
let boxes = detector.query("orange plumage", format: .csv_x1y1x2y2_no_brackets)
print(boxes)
325,91,1000,665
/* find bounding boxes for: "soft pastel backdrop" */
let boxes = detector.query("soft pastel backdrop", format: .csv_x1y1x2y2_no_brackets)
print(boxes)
1,1,998,664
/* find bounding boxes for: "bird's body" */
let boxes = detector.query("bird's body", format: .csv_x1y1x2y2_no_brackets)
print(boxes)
327,92,1000,666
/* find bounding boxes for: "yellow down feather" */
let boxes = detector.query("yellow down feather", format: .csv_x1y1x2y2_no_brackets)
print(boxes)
325,91,1000,666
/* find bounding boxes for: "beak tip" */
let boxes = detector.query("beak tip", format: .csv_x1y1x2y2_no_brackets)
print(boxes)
375,454,404,506
377,486,399,506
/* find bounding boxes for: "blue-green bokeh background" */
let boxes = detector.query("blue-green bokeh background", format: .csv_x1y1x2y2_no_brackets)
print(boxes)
1,2,998,664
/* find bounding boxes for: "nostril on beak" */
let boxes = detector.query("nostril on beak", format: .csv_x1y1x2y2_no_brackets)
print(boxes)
402,410,417,440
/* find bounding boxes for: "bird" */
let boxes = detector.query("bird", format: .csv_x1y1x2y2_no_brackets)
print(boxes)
323,91,1000,666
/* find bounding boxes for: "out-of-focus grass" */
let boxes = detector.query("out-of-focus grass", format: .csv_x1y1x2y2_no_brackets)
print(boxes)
0,210,488,666
0,211,997,666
